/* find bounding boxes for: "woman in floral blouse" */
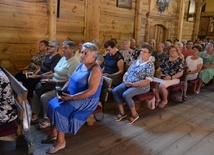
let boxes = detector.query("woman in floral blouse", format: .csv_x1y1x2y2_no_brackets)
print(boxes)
0,69,17,125
112,44,155,124
154,45,184,108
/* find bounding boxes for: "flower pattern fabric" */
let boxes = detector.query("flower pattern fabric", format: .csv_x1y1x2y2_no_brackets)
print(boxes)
160,57,184,76
0,69,17,125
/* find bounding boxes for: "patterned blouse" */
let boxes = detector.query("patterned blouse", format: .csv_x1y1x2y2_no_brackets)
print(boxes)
29,52,46,71
126,60,155,90
160,57,184,77
120,49,134,64
0,69,17,125
152,51,169,64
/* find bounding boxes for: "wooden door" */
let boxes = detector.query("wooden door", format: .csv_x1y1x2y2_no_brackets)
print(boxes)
151,24,166,44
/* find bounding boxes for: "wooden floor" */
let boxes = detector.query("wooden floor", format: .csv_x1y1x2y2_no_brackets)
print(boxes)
1,85,214,155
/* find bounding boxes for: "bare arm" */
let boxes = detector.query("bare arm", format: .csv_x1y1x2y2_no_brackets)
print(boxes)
189,64,203,74
61,66,102,101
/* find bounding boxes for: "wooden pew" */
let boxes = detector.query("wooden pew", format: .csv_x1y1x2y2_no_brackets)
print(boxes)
0,67,34,154
86,76,113,126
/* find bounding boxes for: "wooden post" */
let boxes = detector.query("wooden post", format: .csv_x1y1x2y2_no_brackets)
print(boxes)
193,0,207,41
48,0,57,40
84,0,100,41
134,0,143,46
177,0,185,41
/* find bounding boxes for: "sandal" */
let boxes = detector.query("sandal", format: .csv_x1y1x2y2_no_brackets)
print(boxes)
158,100,168,109
183,96,187,101
115,113,127,122
31,115,39,124
37,120,51,130
126,113,139,124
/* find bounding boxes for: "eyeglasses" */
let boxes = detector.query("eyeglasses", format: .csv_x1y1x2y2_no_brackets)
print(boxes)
140,50,150,54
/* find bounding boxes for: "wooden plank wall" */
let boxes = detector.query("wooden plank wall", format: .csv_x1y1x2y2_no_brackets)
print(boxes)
99,0,135,50
181,0,195,41
56,0,85,47
0,0,48,74
0,0,202,74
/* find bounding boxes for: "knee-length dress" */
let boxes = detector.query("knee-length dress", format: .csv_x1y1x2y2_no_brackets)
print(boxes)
199,51,214,84
47,63,103,134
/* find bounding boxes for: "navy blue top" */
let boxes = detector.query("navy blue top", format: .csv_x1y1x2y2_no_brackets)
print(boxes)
103,51,123,74
38,53,61,75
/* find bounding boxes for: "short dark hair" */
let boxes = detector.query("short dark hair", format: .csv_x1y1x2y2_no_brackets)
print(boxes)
40,40,48,47
187,40,193,44
192,44,202,52
63,40,76,50
104,40,116,48
141,44,153,53
174,38,179,42
110,38,118,45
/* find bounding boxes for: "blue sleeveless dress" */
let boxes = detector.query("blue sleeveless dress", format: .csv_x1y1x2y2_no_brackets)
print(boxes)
47,63,103,134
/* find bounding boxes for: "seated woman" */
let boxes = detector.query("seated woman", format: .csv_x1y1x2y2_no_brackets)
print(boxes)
31,40,80,129
154,45,185,108
120,39,134,64
103,40,124,86
0,69,17,125
183,44,203,100
197,41,214,93
152,43,169,64
23,40,61,99
43,42,103,154
112,44,154,124
15,40,48,84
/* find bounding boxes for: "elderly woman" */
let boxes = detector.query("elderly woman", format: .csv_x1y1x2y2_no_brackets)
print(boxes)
154,45,185,108
197,41,214,93
103,40,124,86
43,43,103,154
183,44,203,100
112,44,155,124
31,41,80,129
120,39,134,64
152,43,169,64
0,69,17,125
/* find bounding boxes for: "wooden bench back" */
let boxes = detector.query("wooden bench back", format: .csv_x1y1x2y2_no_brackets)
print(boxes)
150,70,162,90
100,76,113,103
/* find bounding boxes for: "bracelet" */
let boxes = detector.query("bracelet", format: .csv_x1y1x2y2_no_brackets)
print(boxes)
70,95,74,101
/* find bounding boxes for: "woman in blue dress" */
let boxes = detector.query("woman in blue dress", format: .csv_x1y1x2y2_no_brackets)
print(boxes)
44,42,103,154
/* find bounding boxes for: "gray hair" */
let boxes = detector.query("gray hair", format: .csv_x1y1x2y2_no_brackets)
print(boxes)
123,39,131,45
91,39,101,49
49,40,60,51
175,42,183,48
63,40,76,50
82,42,98,55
